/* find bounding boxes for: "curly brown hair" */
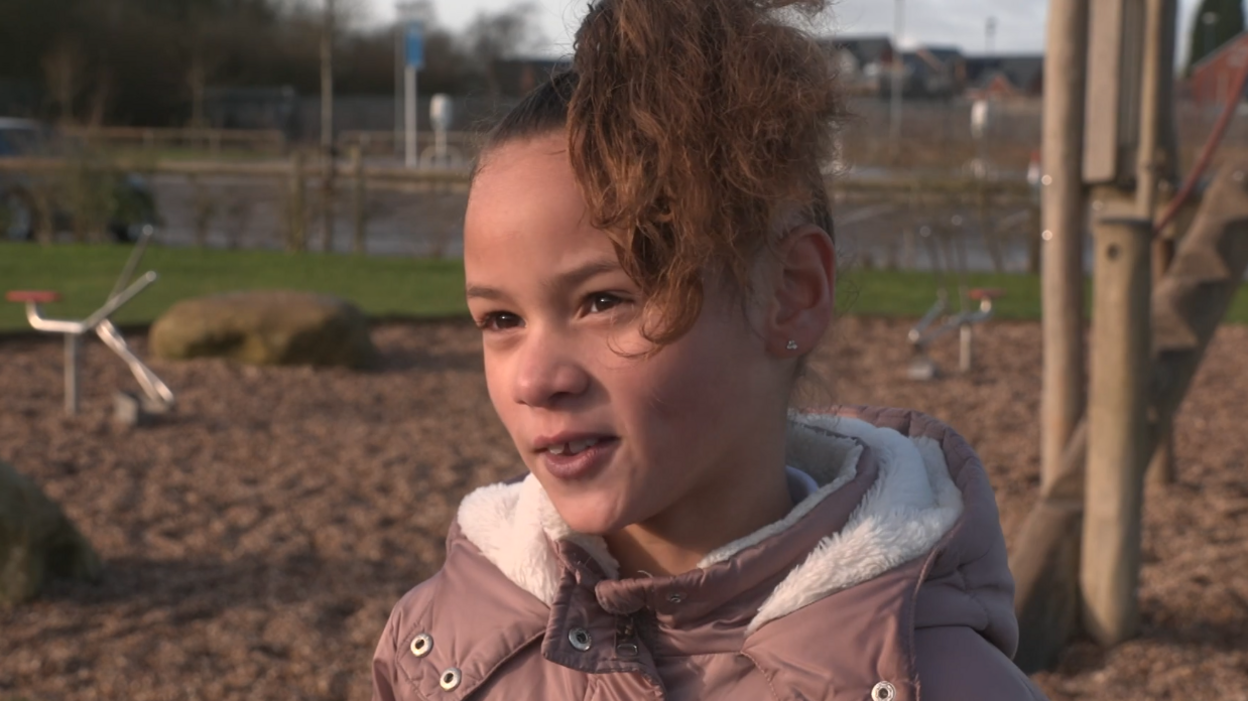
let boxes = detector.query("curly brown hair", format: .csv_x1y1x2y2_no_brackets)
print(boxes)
477,0,843,347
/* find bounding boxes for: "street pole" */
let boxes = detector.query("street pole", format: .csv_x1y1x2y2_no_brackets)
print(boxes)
986,16,997,54
405,65,418,168
889,0,905,157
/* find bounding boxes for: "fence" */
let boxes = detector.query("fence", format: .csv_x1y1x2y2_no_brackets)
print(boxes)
838,98,1043,175
0,153,1038,272
61,127,288,158
23,94,1248,175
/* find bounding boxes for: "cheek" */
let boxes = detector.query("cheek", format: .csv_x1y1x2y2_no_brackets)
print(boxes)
615,335,745,430
482,351,515,421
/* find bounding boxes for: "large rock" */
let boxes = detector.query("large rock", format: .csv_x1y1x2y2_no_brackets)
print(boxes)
150,290,377,368
0,461,103,606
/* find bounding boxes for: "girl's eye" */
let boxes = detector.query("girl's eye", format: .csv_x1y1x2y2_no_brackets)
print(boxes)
586,292,624,314
478,311,523,332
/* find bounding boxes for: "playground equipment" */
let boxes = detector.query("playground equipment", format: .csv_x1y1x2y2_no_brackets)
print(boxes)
4,225,175,422
1011,0,1248,673
905,216,1005,380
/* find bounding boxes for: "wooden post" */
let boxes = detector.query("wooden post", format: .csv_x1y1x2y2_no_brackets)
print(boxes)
1135,0,1165,217
958,323,974,373
978,181,1005,273
1027,202,1042,274
320,153,336,253
351,146,367,254
1146,0,1181,487
1012,163,1248,671
34,188,55,246
288,151,307,252
191,175,210,248
1040,0,1091,494
1148,191,1179,488
319,0,336,253
1082,216,1152,646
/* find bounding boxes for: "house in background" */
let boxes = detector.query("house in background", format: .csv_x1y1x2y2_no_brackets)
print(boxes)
964,55,1045,100
1187,31,1248,107
899,45,967,99
821,36,897,96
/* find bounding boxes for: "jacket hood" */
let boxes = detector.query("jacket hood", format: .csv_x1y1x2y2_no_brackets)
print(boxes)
456,408,999,637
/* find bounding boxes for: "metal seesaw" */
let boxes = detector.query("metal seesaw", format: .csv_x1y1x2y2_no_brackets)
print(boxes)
5,225,175,421
906,214,1006,381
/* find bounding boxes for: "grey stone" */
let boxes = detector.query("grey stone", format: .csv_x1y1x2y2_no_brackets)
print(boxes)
0,461,103,606
150,290,377,369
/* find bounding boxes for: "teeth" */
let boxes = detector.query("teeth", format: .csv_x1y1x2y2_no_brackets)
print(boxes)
547,438,601,456
568,438,599,454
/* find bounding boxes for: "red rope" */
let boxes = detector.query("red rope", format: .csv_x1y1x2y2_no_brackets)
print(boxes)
1155,45,1248,233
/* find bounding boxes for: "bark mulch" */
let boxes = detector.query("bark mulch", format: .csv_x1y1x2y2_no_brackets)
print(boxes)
1,317,1245,701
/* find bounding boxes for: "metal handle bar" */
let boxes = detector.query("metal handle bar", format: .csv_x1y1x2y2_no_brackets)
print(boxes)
25,271,158,334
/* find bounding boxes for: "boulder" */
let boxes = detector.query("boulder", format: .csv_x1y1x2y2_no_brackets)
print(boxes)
150,290,377,368
0,461,103,606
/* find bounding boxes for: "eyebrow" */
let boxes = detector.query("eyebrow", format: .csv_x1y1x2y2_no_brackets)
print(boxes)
465,258,623,301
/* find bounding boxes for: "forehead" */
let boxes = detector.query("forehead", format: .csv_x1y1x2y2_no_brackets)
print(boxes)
468,133,575,205
464,134,614,270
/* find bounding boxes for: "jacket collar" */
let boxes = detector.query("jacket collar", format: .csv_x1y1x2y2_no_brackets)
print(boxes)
456,411,965,634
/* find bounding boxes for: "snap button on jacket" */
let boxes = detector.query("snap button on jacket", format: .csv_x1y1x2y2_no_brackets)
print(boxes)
373,407,1048,700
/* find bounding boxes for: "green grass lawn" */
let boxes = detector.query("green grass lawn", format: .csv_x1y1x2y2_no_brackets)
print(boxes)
0,244,467,331
2,243,1245,332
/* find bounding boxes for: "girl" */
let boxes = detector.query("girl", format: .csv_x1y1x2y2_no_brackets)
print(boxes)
374,0,1047,699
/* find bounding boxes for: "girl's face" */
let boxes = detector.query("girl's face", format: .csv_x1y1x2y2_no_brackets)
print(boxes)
464,133,791,537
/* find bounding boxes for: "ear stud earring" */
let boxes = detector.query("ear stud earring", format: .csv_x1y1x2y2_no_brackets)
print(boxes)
786,340,799,351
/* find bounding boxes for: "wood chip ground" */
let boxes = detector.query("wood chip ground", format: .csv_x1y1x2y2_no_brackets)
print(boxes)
2,318,1245,701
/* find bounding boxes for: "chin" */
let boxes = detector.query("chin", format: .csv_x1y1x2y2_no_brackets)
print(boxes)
547,492,632,536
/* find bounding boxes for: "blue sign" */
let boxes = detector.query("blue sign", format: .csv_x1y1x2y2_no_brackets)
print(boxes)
405,22,425,70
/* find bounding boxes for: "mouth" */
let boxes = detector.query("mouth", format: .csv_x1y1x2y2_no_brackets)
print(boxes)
544,436,607,456
536,435,620,481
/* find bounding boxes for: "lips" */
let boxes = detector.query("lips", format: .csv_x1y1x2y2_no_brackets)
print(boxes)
534,432,615,455
535,433,619,481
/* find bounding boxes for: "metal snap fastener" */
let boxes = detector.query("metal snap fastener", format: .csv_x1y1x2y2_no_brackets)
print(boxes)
439,667,462,691
615,642,639,658
568,627,592,651
410,633,433,658
871,681,897,701
666,592,685,604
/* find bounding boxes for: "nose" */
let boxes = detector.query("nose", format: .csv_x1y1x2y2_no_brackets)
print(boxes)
512,327,590,408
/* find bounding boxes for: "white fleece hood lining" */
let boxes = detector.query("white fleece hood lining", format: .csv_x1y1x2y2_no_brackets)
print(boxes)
456,414,964,633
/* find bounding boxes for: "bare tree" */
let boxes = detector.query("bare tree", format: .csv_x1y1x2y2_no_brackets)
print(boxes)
42,38,85,125
463,2,547,96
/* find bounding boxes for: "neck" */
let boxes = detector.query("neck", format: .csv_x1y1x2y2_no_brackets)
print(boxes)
603,452,794,579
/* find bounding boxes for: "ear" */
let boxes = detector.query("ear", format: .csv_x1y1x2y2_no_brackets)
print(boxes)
763,224,836,357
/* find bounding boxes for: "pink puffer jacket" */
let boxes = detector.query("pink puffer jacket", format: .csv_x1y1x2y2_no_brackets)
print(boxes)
373,407,1047,700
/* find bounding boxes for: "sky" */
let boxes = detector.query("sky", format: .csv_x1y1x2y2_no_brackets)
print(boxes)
361,0,1213,61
